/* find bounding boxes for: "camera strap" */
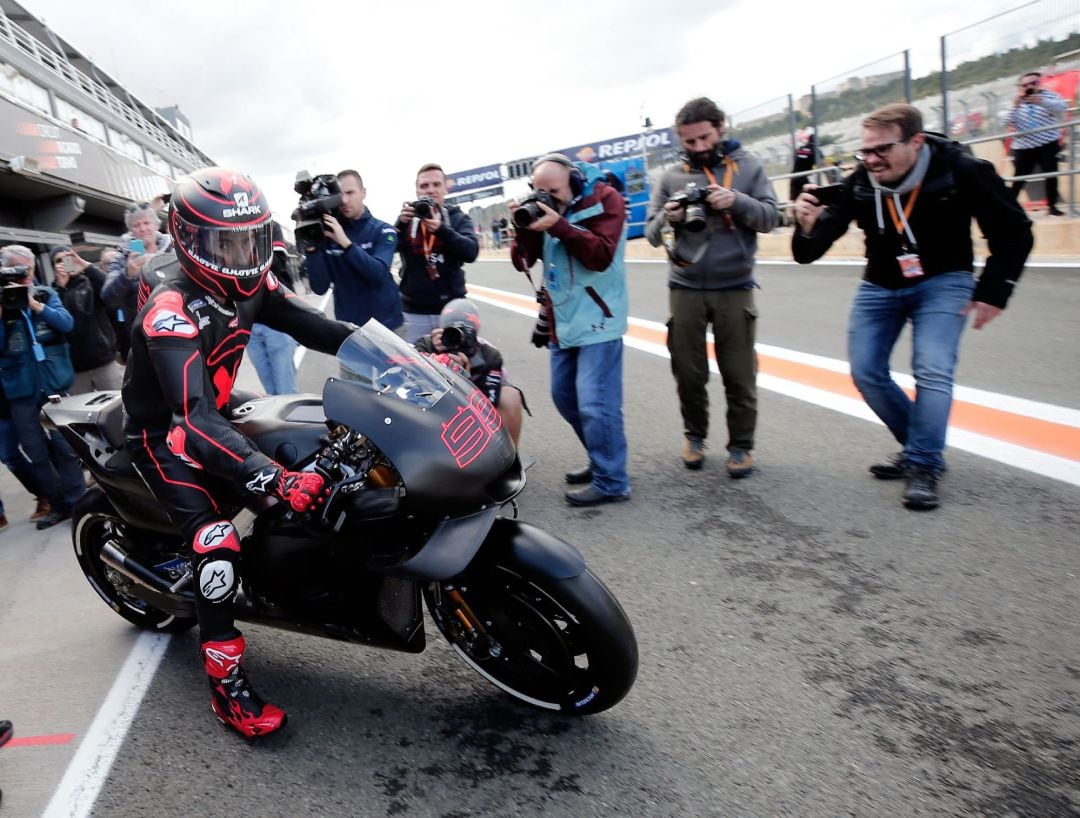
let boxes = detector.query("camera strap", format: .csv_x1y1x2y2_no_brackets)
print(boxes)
664,156,739,268
701,161,737,232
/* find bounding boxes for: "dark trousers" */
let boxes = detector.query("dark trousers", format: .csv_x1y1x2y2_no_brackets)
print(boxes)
666,287,758,452
128,432,237,643
1011,141,1060,208
9,397,85,511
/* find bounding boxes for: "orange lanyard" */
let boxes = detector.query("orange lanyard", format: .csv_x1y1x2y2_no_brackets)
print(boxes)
701,161,734,189
884,183,921,235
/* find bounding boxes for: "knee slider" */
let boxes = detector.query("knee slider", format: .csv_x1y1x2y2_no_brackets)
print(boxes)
192,520,241,605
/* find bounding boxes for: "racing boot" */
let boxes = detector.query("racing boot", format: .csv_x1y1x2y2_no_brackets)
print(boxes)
202,635,286,738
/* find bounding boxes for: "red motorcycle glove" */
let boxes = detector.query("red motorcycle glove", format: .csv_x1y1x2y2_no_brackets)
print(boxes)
275,470,329,513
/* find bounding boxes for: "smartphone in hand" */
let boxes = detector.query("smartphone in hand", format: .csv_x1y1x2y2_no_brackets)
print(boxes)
129,238,145,254
809,183,844,206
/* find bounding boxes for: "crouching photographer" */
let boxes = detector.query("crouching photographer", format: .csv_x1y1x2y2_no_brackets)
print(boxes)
414,298,526,446
396,163,479,343
645,96,779,479
509,154,630,508
299,169,403,333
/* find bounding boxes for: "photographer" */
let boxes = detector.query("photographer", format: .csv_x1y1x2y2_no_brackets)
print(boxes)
396,163,479,343
304,170,403,332
414,298,525,446
102,201,174,363
1003,71,1067,216
0,246,86,529
645,96,779,478
792,104,1033,511
50,246,122,392
510,154,630,507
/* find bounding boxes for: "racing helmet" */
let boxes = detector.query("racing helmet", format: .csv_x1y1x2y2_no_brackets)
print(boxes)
439,298,481,332
169,167,273,301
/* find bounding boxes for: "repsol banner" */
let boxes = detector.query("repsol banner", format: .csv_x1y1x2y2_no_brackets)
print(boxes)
559,128,675,164
446,164,503,194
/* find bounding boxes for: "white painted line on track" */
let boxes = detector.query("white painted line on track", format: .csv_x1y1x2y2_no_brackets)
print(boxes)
46,290,333,815
470,283,1080,487
42,632,171,818
473,258,1080,269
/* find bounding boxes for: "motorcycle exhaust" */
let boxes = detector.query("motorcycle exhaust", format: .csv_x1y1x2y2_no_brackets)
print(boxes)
100,541,185,596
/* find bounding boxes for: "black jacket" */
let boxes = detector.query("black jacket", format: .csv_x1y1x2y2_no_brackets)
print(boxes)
792,135,1033,308
55,265,117,371
123,267,352,483
396,204,479,315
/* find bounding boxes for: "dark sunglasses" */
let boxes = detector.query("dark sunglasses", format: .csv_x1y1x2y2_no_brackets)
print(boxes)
125,202,154,215
854,138,910,162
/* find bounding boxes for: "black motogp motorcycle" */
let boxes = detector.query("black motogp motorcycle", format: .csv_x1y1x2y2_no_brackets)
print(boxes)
42,322,637,715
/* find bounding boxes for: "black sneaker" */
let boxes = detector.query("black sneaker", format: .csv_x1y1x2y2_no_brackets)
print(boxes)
870,452,907,480
902,467,939,510
35,507,71,531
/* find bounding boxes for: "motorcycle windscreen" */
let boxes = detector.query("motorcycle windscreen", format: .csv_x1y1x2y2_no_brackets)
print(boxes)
336,321,451,407
327,322,518,507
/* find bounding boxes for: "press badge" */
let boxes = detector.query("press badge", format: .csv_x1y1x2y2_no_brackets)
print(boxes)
897,253,924,279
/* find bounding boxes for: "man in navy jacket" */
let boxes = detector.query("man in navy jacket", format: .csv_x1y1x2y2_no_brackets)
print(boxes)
305,169,403,331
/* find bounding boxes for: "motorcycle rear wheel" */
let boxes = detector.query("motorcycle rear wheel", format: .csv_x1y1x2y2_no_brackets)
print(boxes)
72,488,196,634
424,563,638,715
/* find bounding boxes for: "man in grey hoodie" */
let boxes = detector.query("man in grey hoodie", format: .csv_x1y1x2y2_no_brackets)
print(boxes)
646,97,779,478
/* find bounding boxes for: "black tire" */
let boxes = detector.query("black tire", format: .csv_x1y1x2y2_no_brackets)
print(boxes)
424,562,638,715
72,488,196,634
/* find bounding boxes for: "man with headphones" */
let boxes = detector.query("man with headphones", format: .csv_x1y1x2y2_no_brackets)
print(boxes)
645,97,779,478
510,153,630,507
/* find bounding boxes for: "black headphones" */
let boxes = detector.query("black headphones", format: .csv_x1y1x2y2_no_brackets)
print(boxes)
531,153,586,197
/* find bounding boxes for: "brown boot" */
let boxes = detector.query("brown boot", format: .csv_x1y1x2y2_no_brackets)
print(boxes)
30,498,51,522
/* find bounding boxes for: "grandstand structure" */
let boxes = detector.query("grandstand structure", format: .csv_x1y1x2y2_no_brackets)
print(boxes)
0,0,213,264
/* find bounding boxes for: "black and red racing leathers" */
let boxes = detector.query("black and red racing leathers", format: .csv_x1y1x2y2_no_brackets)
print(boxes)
122,262,352,641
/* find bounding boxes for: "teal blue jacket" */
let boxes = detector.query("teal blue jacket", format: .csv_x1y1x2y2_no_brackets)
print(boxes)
511,163,628,348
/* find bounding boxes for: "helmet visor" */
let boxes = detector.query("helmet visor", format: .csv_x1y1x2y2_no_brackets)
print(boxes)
175,216,273,280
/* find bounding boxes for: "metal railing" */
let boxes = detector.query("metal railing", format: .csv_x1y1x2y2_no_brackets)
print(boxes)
768,117,1079,217
0,8,211,170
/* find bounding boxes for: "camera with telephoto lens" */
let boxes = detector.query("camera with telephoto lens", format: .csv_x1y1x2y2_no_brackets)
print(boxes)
0,265,29,313
531,286,551,348
291,171,344,249
440,322,478,356
667,182,710,232
513,190,557,228
411,196,437,219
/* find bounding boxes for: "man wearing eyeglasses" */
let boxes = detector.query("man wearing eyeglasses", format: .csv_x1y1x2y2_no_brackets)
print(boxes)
792,103,1033,511
1003,71,1068,217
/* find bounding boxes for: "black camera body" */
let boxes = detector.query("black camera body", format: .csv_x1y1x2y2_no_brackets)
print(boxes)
292,171,344,248
440,322,478,356
513,190,557,228
668,183,710,232
411,196,438,219
0,265,29,314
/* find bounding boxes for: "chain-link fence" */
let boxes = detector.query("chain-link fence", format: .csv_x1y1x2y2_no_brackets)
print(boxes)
941,0,1080,134
729,95,796,178
809,51,912,164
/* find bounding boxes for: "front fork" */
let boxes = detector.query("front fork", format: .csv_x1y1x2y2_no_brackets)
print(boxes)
432,583,503,661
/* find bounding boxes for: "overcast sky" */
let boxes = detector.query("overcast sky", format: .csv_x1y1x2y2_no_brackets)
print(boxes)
23,0,1060,221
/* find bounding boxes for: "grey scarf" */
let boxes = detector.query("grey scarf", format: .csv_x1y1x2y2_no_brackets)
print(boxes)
869,142,931,245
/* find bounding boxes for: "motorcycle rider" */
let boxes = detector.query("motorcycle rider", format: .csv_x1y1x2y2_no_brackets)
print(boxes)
123,167,354,738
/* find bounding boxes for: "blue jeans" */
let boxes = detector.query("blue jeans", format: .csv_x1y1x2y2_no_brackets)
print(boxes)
847,272,975,472
550,339,630,495
247,324,298,395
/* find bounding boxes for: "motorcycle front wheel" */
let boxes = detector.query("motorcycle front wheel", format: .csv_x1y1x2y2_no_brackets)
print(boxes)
424,562,638,715
72,488,196,634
